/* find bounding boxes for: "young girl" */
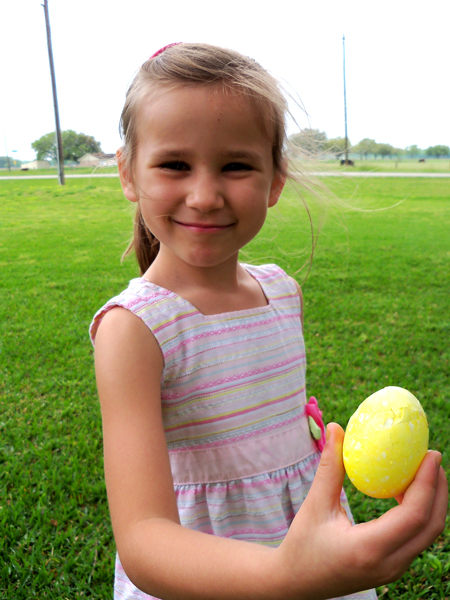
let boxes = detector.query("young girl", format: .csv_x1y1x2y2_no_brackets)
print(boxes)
90,43,447,600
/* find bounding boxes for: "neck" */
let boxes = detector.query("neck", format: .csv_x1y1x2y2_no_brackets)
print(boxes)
143,253,266,316
146,250,240,290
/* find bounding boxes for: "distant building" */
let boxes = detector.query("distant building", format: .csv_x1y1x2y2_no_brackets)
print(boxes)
78,153,117,167
22,160,51,170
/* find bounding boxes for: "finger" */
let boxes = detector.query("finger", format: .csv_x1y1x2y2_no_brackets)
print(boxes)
398,451,442,517
304,423,347,516
391,464,448,561
379,464,449,583
362,451,443,553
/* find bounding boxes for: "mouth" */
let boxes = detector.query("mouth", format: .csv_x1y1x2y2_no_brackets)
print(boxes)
172,220,234,232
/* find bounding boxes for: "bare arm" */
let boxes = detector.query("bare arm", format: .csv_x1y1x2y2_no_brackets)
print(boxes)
94,308,448,600
94,308,280,600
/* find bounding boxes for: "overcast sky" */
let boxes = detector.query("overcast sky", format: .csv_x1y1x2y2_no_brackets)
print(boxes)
2,0,449,161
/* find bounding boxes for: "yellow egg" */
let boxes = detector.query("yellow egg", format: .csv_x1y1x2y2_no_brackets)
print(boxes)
343,386,429,498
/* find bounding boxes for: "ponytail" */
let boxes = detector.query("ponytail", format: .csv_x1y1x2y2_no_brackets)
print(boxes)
123,205,159,275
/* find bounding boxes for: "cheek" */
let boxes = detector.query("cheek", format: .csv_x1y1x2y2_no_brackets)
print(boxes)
232,178,272,203
241,202,268,238
140,200,168,225
136,177,178,206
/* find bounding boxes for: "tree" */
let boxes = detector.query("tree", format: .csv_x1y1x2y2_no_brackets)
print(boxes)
406,145,421,158
31,130,102,162
0,156,22,169
425,145,450,158
375,143,394,158
31,132,56,161
394,147,405,158
352,138,377,159
61,130,102,161
290,129,328,155
324,137,350,159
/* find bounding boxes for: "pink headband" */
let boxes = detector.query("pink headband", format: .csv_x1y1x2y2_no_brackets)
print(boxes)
149,42,182,60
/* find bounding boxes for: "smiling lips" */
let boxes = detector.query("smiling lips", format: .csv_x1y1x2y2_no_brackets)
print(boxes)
173,219,234,231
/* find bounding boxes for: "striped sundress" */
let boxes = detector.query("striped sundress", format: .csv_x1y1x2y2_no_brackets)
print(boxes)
90,263,377,600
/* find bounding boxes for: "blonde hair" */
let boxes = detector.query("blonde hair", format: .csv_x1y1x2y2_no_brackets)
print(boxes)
119,42,298,275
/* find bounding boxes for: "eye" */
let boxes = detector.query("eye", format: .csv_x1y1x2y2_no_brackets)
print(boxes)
160,161,190,171
223,162,253,172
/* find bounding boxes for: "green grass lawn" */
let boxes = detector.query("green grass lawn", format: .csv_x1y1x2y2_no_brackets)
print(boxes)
0,165,118,177
1,176,449,598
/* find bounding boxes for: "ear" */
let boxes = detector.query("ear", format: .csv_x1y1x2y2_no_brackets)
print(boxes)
268,168,286,208
117,148,138,203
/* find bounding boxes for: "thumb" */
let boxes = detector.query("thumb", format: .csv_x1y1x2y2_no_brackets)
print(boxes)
306,423,346,514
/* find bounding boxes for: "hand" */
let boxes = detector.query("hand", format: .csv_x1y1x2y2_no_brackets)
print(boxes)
275,423,448,600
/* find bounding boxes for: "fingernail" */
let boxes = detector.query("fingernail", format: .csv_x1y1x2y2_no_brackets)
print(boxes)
435,453,442,467
326,424,331,442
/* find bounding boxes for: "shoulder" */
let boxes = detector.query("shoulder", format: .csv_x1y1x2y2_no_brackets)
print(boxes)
242,263,303,325
94,306,164,402
242,262,292,288
242,262,286,278
90,278,142,344
89,278,175,345
243,263,302,298
94,306,162,360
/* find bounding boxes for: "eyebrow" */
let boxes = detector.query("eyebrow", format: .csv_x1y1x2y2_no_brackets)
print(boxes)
221,151,264,164
152,149,265,163
151,150,186,161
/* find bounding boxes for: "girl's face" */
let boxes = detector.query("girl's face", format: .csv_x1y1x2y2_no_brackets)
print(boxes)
119,84,285,272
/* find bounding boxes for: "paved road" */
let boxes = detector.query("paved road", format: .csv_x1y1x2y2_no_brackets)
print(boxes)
1,172,449,181
0,173,120,180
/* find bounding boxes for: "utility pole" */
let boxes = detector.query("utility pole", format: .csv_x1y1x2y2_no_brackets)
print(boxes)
42,0,64,185
342,34,349,164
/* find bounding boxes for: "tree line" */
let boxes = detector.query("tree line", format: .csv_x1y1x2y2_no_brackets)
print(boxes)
3,128,448,170
0,156,22,169
31,130,103,162
290,129,450,159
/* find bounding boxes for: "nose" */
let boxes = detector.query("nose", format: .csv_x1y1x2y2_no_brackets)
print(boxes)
185,171,224,213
